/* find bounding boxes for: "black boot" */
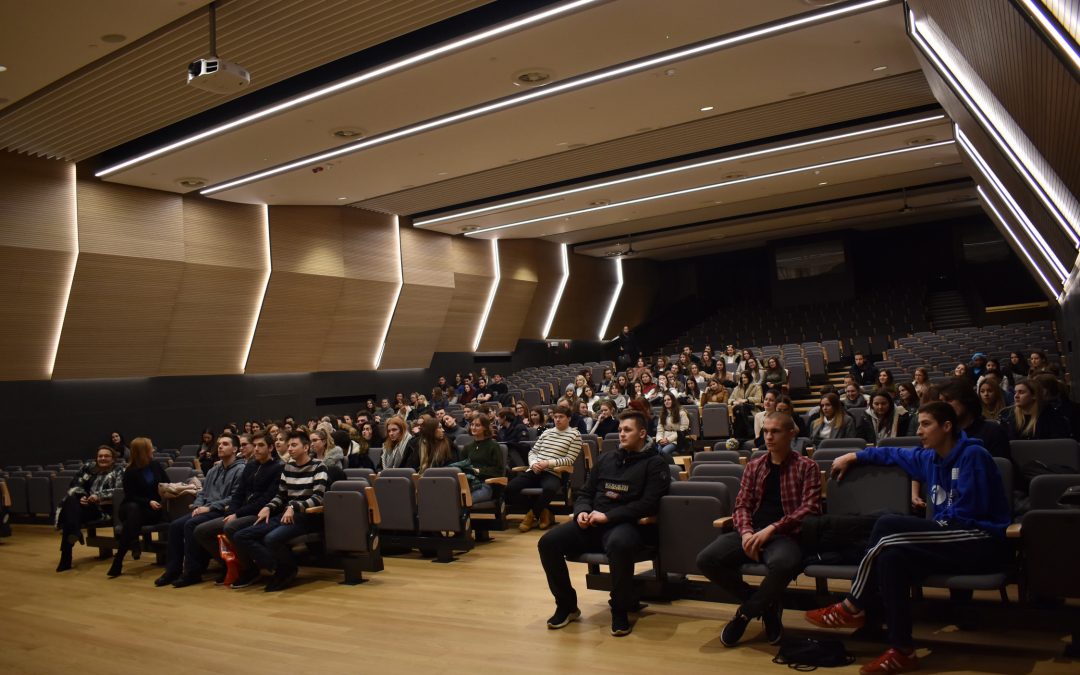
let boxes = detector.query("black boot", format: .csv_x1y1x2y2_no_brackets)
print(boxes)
107,548,125,577
57,545,73,572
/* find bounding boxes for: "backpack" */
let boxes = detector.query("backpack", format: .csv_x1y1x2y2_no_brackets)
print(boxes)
773,637,855,670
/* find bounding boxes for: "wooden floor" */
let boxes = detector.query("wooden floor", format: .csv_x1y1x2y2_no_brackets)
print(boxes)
0,523,1075,675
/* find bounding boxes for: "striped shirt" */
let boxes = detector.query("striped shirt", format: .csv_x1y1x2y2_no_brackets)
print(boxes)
528,426,581,474
266,458,328,514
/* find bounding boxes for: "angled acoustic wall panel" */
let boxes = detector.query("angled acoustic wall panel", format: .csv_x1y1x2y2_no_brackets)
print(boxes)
0,152,78,381
436,235,494,352
546,251,620,341
519,239,566,340
605,257,658,339
477,239,539,352
378,227,453,369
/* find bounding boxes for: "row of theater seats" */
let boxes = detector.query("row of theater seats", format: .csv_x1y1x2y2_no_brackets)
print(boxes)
892,322,1060,376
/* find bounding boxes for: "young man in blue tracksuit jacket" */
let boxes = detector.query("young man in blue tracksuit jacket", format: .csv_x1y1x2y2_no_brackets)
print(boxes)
805,401,1011,675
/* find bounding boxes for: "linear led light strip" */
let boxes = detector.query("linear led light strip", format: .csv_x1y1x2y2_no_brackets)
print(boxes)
977,185,1061,299
374,216,404,368
541,243,569,339
416,114,945,227
909,10,1080,246
597,257,623,341
955,125,1068,282
1017,0,1080,71
240,205,273,372
472,239,500,351
47,163,80,378
465,140,955,235
95,0,600,177
199,0,891,196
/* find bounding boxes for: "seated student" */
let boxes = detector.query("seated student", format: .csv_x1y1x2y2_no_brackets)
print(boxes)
232,431,329,592
496,409,531,468
701,377,729,406
753,390,780,442
775,396,808,441
655,392,690,460
509,405,582,532
193,432,285,587
1028,350,1059,377
841,383,868,410
575,400,595,435
589,400,620,439
416,417,458,474
346,423,377,469
683,377,702,406
380,416,416,470
876,369,898,398
864,391,910,445
108,437,168,578
597,367,615,394
1030,373,1079,440
805,402,1011,675
997,378,1069,442
156,432,246,587
538,409,670,637
606,383,628,411
978,376,1008,421
697,412,821,647
808,392,858,447
108,431,130,463
56,446,123,572
309,429,345,474
730,371,763,439
762,357,788,393
457,413,504,503
849,352,878,387
936,378,1011,459
430,387,450,411
528,407,548,432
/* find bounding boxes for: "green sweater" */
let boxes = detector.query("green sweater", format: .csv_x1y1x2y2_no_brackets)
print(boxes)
463,439,503,479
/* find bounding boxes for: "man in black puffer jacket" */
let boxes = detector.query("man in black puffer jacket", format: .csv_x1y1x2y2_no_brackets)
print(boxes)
538,409,670,637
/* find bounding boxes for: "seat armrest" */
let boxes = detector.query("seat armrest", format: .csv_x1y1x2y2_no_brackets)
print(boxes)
511,466,528,473
485,477,508,486
457,472,473,507
713,516,734,530
364,486,380,525
1006,522,1022,539
673,456,692,470
678,471,688,481
637,516,657,525
305,506,325,514
552,466,573,475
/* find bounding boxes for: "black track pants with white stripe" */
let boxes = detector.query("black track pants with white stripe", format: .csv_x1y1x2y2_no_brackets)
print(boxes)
845,514,1006,650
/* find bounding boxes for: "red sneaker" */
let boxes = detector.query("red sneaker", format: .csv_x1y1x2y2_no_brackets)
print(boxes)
804,601,866,629
859,648,919,674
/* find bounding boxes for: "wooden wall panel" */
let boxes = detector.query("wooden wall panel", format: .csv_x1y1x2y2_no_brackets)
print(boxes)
379,228,453,369
159,199,269,376
606,258,659,338
436,236,495,352
547,252,620,341
477,239,538,352
520,240,565,339
53,181,185,379
0,152,77,381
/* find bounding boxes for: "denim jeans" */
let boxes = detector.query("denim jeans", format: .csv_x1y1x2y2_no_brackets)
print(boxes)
231,513,315,573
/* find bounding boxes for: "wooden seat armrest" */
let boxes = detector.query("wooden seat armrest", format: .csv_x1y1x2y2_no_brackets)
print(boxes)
637,516,657,525
713,516,734,530
678,471,688,481
485,477,508,486
457,472,473,507
511,466,528,473
739,456,747,466
552,465,573,475
581,444,594,470
673,456,692,470
1,481,11,508
1006,522,1022,539
364,486,381,525
305,506,325,514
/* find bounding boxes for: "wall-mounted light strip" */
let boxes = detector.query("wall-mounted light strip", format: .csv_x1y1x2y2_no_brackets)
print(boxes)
1016,0,1080,72
956,126,1068,282
374,216,404,369
47,162,80,379
472,239,501,351
95,0,600,177
541,243,569,339
416,114,945,228
909,10,1079,246
241,204,273,372
977,185,1061,299
465,139,955,235
597,257,623,341
199,0,891,196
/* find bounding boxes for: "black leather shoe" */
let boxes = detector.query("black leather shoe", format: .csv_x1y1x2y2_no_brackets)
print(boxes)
56,548,73,572
720,611,750,648
763,605,784,645
171,575,203,588
154,573,179,587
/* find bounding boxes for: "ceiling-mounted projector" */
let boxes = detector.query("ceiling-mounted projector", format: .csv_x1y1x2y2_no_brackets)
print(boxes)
187,58,250,94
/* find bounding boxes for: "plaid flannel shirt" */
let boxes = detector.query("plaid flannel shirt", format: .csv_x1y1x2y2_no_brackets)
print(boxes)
733,451,821,536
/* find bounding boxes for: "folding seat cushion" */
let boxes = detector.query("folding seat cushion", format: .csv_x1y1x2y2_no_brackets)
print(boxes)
657,481,730,575
374,469,417,531
324,480,377,554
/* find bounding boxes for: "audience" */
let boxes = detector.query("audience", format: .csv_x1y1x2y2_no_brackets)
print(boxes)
56,446,123,572
655,393,690,460
808,393,857,447
456,414,504,504
508,405,581,533
108,437,167,578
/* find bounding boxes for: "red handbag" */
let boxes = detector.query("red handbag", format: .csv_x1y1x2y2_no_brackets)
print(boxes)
218,533,241,587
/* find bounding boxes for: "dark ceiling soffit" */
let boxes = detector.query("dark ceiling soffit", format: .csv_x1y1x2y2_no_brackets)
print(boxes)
84,0,569,171
570,176,976,252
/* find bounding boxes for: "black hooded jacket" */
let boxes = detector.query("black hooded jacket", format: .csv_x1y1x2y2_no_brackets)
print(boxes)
573,439,671,526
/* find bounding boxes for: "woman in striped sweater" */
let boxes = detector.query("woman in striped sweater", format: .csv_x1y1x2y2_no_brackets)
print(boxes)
509,405,581,532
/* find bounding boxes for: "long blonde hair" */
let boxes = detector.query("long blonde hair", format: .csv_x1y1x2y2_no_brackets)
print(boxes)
1012,380,1039,437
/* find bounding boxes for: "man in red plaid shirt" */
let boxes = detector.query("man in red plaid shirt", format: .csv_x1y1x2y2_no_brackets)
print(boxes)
696,411,821,647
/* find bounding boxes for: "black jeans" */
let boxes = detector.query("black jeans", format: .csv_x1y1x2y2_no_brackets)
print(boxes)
696,531,802,618
57,494,104,542
116,501,162,551
193,515,258,567
537,520,654,612
508,471,562,515
846,514,1007,650
164,511,221,577
232,513,318,573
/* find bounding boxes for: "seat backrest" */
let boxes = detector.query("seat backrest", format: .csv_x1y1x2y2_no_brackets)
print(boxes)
876,436,922,448
417,474,465,532
659,483,730,575
811,448,855,463
325,482,376,553
1020,509,1080,598
818,438,867,450
27,476,53,515
1011,439,1080,470
343,468,374,483
165,466,195,483
373,475,416,531
695,450,740,463
701,405,730,438
690,463,743,479
380,467,415,478
601,438,620,455
1029,474,1080,510
454,434,475,450
994,456,1013,504
826,465,910,516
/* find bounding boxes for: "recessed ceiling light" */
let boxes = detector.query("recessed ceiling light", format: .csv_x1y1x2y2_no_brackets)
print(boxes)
514,69,553,86
332,127,364,138
436,171,448,176
100,34,126,43
788,91,807,97
700,105,715,112
0,65,7,72
818,181,829,185
872,65,888,71
664,68,677,76
461,225,479,233
337,196,348,200
906,135,936,146
175,177,207,188
721,171,746,180
710,234,726,240
589,199,611,207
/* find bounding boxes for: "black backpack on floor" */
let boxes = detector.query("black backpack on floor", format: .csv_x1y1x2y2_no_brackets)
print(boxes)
773,637,855,670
